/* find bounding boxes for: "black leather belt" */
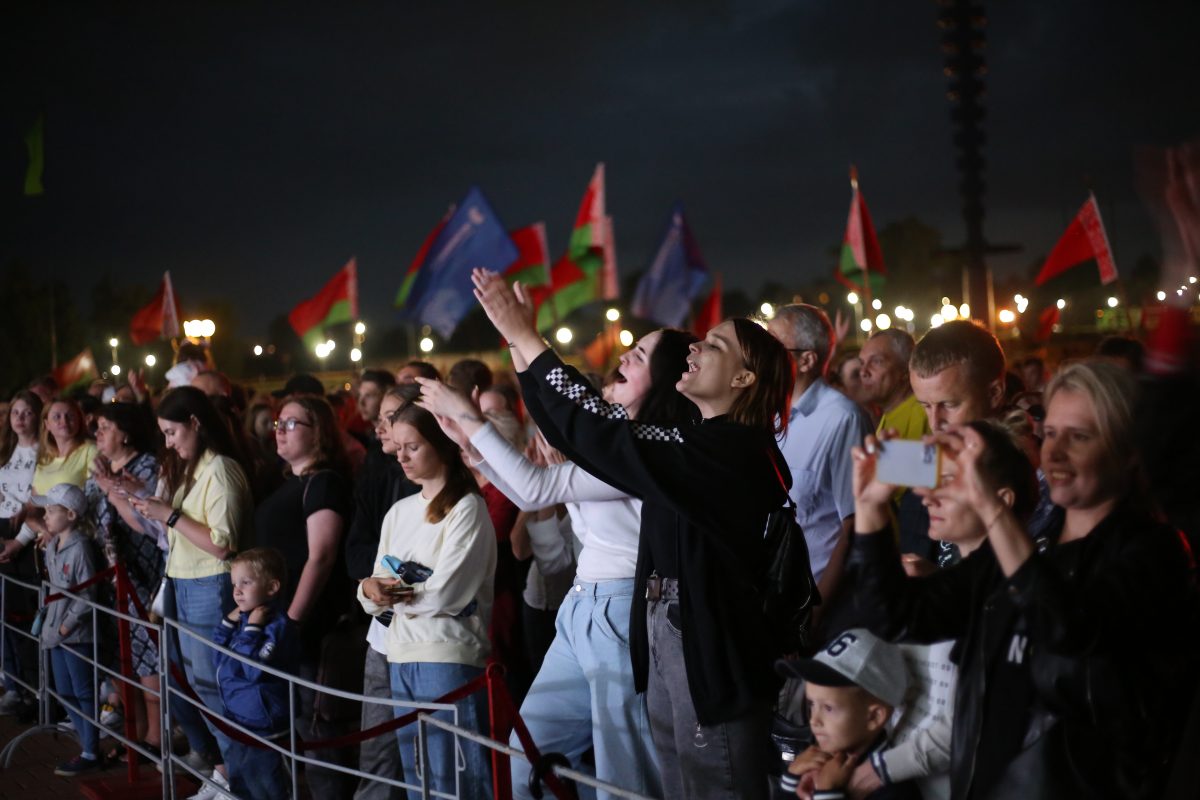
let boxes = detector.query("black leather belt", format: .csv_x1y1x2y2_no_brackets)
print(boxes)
645,574,679,602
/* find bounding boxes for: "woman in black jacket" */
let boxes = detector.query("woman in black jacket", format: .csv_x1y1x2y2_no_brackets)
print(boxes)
846,359,1196,799
472,268,793,800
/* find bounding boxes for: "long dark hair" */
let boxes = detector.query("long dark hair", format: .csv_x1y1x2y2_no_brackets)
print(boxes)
0,391,43,469
277,394,351,478
636,328,700,426
728,318,795,435
390,402,478,524
156,386,244,496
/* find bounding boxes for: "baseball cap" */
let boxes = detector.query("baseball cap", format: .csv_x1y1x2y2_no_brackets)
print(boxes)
776,628,909,708
31,484,87,518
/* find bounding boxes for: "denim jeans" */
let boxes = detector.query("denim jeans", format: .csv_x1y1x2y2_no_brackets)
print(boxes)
646,598,771,800
49,645,98,757
166,573,234,762
225,734,290,800
389,661,491,800
510,578,661,800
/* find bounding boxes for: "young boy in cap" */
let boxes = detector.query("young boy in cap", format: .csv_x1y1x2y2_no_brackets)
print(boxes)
35,483,103,776
777,629,920,799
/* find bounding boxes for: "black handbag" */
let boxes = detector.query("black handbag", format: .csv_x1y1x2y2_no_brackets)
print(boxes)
761,451,821,658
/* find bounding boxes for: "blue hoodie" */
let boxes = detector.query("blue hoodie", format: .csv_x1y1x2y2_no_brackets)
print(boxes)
212,607,299,736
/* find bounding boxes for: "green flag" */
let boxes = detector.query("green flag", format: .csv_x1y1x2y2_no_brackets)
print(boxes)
24,115,44,196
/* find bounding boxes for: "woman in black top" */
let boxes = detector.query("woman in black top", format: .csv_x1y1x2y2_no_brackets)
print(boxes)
473,268,794,800
847,360,1196,798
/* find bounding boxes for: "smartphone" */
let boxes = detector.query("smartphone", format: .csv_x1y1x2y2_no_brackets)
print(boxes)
384,584,415,598
875,440,941,489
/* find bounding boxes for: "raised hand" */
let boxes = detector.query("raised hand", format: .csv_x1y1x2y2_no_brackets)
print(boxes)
850,431,901,531
471,269,545,362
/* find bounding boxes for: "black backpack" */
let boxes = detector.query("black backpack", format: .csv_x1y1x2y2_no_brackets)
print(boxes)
761,451,821,657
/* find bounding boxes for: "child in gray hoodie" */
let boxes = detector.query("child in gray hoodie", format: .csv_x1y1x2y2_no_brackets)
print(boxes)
36,483,102,776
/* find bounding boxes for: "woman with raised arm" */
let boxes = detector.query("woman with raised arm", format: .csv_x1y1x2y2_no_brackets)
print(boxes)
470,269,793,800
845,360,1195,798
418,326,698,800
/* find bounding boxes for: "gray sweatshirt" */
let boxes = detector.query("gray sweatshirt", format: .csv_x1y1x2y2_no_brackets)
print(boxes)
40,529,99,650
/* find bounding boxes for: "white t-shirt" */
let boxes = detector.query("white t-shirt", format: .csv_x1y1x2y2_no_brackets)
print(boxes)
358,491,496,667
0,444,38,520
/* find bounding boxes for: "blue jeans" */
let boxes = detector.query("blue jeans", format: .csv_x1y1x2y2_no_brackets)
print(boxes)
166,574,234,762
50,645,98,757
389,661,490,800
510,578,661,800
226,734,289,800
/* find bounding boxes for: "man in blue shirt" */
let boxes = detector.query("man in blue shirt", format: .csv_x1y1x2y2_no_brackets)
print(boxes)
769,305,872,607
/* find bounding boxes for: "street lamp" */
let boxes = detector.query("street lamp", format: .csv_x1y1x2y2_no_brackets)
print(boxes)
253,345,263,356
350,348,362,363
931,314,945,328
1056,299,1066,310
1157,291,1167,301
605,308,621,322
760,303,775,319
871,299,882,311
619,330,634,347
111,364,122,375
997,309,1016,324
1106,297,1119,308
144,354,157,367
354,321,366,336
419,337,434,353
847,292,859,305
555,327,574,345
875,314,891,330
859,318,873,333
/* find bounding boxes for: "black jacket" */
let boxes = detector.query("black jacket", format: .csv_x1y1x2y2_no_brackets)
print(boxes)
521,349,789,724
842,503,1196,799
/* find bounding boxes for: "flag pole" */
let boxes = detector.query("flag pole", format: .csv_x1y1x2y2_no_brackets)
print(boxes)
850,165,874,316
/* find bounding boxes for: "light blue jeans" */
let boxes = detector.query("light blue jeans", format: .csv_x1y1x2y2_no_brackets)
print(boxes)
166,573,234,763
389,661,491,800
50,645,98,758
510,578,661,800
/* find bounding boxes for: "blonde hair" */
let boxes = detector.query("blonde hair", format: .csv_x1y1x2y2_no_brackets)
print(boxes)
1044,359,1141,493
484,409,527,451
232,547,288,587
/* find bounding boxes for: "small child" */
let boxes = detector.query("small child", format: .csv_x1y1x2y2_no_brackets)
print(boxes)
35,483,102,776
777,629,920,800
211,547,298,800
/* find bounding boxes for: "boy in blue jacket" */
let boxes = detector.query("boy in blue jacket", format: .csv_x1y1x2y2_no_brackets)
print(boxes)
212,547,299,800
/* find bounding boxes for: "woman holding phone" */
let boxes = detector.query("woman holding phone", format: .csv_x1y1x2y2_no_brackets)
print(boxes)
472,269,793,800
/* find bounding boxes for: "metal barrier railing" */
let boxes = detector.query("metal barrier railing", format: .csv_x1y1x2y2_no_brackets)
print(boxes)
0,569,657,800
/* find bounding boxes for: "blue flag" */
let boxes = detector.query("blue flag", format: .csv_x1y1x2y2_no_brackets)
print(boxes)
401,186,518,337
631,202,710,328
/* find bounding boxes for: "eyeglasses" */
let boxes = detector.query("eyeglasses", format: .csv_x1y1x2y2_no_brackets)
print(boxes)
274,417,313,432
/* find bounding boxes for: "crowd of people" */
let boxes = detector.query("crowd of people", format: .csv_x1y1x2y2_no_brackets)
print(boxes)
0,277,1197,800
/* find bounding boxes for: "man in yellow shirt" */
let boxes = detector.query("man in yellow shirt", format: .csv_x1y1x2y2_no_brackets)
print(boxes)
859,330,929,441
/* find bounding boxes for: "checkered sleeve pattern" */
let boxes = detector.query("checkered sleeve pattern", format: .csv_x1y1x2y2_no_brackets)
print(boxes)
544,366,685,443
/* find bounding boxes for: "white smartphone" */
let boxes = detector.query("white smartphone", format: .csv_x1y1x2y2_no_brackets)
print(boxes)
875,440,941,489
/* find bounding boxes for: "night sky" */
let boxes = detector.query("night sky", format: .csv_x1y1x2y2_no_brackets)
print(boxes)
4,0,1199,338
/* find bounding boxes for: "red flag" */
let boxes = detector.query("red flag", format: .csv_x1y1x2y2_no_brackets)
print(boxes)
1034,305,1060,343
504,223,550,286
692,273,723,339
53,348,99,389
289,259,359,348
129,272,182,345
1035,194,1119,286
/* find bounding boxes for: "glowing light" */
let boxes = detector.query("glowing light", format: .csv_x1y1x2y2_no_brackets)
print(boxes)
1016,297,1029,314
860,318,873,333
941,296,950,306
419,337,434,353
875,314,891,330
1191,277,1198,285
325,339,336,351
930,314,944,328
894,306,906,318
315,343,329,358
350,347,362,363
1106,297,1119,308
847,292,859,305
110,364,121,375
253,345,264,356
606,308,621,322
941,304,958,321
354,321,366,336
144,354,157,367
1157,291,1167,301
760,303,775,319
871,299,882,311
1014,294,1024,303
1178,289,1185,297
555,327,573,345
1056,299,1066,310
108,337,119,348
959,303,970,319
998,309,1016,324
619,329,634,347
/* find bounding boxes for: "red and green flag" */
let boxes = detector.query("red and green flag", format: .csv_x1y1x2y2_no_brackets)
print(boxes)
532,164,613,330
395,206,453,308
1034,193,1118,286
289,258,359,349
504,222,550,287
130,271,182,345
835,167,886,299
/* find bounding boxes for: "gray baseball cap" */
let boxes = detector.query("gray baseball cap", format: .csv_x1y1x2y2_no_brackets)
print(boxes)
776,628,910,708
30,483,87,517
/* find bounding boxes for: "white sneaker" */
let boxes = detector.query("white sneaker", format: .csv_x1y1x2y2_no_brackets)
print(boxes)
187,768,230,800
57,718,75,733
0,691,24,715
100,705,123,728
